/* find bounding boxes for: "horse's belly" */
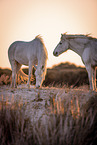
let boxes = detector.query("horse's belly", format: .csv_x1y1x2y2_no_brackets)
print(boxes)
14,47,38,66
91,47,97,67
15,54,38,66
14,47,29,65
91,56,97,67
15,52,29,65
15,57,29,66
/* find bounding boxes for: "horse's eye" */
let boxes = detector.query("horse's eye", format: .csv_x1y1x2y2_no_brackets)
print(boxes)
42,65,44,69
59,42,62,45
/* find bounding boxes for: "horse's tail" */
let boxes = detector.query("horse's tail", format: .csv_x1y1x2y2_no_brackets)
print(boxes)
18,69,28,79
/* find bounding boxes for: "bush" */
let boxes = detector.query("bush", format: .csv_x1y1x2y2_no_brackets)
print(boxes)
0,62,97,87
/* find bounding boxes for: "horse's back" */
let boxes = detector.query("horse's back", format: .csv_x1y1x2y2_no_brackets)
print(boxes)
8,40,38,66
8,37,47,67
15,41,34,65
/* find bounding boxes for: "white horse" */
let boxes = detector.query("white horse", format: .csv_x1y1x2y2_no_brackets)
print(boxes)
53,33,97,91
8,35,48,88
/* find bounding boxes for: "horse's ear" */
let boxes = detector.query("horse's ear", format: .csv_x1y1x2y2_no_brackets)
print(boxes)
61,34,63,37
61,32,67,37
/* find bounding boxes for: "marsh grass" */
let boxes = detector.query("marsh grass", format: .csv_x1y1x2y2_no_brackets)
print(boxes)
0,98,34,145
49,93,80,119
34,93,97,145
0,91,97,145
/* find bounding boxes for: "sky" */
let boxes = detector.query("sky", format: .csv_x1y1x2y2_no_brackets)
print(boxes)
0,0,97,68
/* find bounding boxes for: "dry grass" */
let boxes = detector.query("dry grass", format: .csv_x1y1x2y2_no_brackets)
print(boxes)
0,90,97,145
0,62,97,144
0,100,34,145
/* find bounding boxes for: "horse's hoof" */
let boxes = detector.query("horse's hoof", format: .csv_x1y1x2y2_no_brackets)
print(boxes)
27,84,30,89
36,85,40,89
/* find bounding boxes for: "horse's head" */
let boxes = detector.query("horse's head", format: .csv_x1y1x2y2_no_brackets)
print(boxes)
53,34,69,56
35,65,46,88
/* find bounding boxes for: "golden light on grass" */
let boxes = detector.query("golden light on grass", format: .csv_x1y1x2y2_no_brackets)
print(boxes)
50,97,64,114
0,94,25,111
70,98,80,118
0,89,97,145
49,93,81,119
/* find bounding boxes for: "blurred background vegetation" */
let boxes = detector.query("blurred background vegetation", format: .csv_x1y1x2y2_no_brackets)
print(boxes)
0,62,95,87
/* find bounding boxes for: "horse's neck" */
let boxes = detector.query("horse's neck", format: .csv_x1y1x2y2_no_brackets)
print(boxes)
69,39,85,56
38,49,47,68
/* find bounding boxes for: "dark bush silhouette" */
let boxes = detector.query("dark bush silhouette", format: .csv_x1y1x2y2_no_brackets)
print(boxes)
44,62,89,87
1,62,96,87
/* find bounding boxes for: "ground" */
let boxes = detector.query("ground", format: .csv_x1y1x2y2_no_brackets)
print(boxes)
0,84,95,122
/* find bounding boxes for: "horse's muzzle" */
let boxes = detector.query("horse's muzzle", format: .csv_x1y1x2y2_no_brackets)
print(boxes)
36,85,40,89
53,51,58,56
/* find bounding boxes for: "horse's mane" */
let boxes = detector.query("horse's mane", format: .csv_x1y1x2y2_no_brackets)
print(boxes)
35,35,45,44
35,35,48,60
61,33,97,41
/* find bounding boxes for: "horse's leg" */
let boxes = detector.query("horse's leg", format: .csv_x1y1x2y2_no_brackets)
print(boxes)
85,64,94,90
11,60,17,88
92,67,96,90
11,68,14,88
16,62,22,86
95,68,97,90
27,61,33,88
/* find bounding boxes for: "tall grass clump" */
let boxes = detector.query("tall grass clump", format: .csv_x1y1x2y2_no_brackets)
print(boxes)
0,100,35,145
32,93,97,145
0,92,97,145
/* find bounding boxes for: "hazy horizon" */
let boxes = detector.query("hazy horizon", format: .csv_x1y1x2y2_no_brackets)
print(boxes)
0,0,97,68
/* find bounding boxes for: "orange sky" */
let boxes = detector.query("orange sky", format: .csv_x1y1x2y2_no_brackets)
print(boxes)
0,0,97,68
